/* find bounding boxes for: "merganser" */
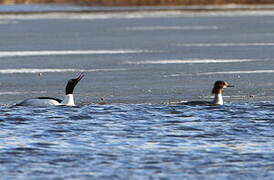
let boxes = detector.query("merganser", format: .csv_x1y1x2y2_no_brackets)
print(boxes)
17,73,84,106
180,80,234,106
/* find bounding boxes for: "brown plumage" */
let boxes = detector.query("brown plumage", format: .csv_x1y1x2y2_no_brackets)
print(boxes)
212,80,234,95
179,80,234,106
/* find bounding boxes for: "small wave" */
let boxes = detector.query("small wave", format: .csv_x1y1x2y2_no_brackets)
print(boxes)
0,49,148,58
0,68,126,74
198,70,274,75
177,43,274,47
125,59,256,65
122,26,219,31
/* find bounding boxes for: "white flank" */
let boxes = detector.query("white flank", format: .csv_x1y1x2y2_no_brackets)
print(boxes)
126,59,256,65
198,70,274,75
0,68,126,74
177,43,274,47
0,50,147,58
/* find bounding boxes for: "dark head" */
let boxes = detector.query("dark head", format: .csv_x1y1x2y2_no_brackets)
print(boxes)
212,80,234,94
65,73,85,95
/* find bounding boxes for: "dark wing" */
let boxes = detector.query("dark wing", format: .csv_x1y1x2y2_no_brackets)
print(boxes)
37,97,62,103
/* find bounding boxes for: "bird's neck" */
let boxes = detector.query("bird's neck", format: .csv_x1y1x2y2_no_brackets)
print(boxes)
61,94,75,106
212,93,223,105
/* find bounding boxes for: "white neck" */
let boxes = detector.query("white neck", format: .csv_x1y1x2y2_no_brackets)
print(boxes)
61,94,75,106
212,93,223,105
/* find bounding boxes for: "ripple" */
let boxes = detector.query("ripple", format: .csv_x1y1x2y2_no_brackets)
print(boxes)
0,102,273,179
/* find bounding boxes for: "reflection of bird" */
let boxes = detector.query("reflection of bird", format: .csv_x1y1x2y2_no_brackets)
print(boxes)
181,80,234,106
17,73,84,106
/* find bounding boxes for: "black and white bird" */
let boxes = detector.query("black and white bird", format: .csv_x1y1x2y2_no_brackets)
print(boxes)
17,73,84,106
180,80,234,106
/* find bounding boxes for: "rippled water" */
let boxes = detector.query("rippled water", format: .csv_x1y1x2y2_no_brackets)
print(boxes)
0,102,273,179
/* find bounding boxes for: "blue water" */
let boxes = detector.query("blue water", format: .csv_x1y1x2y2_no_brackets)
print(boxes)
0,102,273,179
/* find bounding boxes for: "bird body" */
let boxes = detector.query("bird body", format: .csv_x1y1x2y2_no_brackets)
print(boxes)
17,73,84,106
180,80,234,106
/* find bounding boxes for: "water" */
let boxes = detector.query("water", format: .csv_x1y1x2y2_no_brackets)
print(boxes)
0,102,273,179
1,7,274,104
0,5,274,179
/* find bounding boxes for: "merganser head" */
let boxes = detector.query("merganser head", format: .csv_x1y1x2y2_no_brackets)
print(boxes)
65,73,85,95
212,80,234,94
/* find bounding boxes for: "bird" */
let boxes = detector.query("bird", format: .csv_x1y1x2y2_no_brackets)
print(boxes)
179,80,234,106
17,73,84,106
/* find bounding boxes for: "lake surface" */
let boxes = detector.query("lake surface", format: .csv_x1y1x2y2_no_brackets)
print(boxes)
0,5,273,179
1,6,274,104
1,102,274,179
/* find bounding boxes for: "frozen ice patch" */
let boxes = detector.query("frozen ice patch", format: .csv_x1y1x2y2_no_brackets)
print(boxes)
177,43,274,47
122,26,219,31
198,70,274,75
1,10,274,20
0,91,46,95
125,59,256,65
0,50,149,58
0,68,126,74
